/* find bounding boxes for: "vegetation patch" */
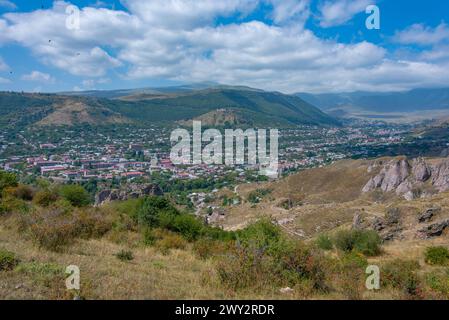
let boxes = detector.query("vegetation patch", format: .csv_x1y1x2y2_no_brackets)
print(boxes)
0,249,20,271
425,246,449,266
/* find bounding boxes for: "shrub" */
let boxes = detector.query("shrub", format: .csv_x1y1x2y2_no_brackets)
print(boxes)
247,188,272,204
0,249,19,271
136,196,179,227
316,234,333,251
33,190,59,207
0,171,18,196
335,252,368,300
426,270,449,297
171,214,203,241
115,250,134,262
4,185,35,201
193,238,231,260
381,259,421,298
15,262,64,285
0,196,29,215
425,246,449,266
155,232,187,254
334,229,381,256
22,207,113,251
237,218,282,252
59,184,90,207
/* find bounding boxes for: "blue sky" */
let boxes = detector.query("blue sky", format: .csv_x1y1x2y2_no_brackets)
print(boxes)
0,0,449,93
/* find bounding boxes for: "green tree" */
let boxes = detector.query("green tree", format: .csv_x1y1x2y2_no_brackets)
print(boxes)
59,184,90,207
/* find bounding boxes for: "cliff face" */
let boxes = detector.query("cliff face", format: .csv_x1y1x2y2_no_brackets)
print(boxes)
362,157,449,200
95,184,163,206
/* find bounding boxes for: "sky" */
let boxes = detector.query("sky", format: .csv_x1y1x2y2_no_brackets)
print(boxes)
0,0,448,94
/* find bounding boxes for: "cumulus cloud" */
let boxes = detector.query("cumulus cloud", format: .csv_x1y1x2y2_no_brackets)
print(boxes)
21,71,55,83
267,0,311,25
0,76,10,84
121,0,256,29
394,23,449,46
318,0,373,27
0,0,448,93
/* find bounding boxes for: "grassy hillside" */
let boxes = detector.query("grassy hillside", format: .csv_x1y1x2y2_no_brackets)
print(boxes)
1,167,449,300
0,88,339,129
108,88,339,127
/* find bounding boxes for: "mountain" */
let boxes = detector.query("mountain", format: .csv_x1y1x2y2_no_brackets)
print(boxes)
0,87,339,129
297,88,449,122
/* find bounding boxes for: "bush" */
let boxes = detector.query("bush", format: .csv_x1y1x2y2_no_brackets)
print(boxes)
155,232,187,254
425,246,449,266
4,185,35,201
426,270,449,297
193,238,231,260
171,214,203,241
334,252,368,300
59,185,90,207
381,259,421,298
22,207,113,251
115,250,134,262
0,249,19,271
0,196,29,215
237,218,282,252
334,229,381,256
136,196,179,227
0,171,18,196
15,262,64,285
316,234,333,251
33,190,59,207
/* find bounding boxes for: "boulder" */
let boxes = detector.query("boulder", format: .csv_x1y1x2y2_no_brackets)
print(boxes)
372,217,385,232
418,208,440,223
418,219,449,239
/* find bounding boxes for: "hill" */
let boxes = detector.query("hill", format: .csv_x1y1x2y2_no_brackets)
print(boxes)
297,88,449,122
0,87,339,129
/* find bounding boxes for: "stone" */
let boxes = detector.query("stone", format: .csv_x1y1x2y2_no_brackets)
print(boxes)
280,287,294,294
372,217,385,231
418,219,449,239
418,208,440,223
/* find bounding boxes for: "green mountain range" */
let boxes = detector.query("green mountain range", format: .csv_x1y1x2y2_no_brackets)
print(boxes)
0,87,339,129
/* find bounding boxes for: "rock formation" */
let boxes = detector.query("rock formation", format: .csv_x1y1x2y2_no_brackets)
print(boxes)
362,157,449,200
95,184,163,205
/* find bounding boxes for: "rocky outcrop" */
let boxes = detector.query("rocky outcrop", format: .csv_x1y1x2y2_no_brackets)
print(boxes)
417,220,449,239
418,207,440,223
362,157,449,200
95,184,163,205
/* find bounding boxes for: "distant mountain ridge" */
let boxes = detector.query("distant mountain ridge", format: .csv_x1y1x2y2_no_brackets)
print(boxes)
0,86,339,129
297,88,449,113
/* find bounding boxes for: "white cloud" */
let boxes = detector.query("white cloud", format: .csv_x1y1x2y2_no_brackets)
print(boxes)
0,76,10,84
318,0,373,28
0,0,16,10
0,0,448,93
268,0,311,25
21,71,55,83
394,23,449,46
121,0,257,29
